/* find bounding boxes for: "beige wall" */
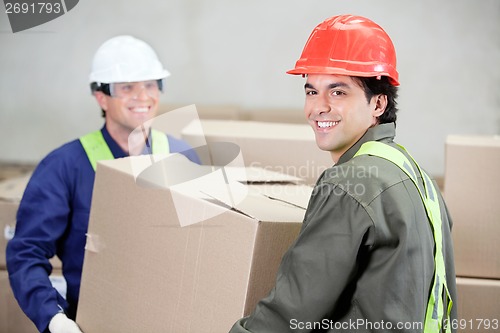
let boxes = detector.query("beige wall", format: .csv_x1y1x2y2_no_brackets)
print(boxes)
1,0,499,176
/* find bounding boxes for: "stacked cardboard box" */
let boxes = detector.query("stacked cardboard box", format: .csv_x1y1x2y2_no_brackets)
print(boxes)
0,162,35,182
181,119,333,185
0,173,64,333
157,104,242,138
77,155,313,332
444,135,500,331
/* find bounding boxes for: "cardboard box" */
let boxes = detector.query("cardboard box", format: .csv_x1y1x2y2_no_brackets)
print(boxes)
0,269,65,333
444,135,500,279
77,155,312,333
0,162,35,182
157,104,241,138
240,107,305,124
181,119,333,185
0,173,30,202
455,277,500,333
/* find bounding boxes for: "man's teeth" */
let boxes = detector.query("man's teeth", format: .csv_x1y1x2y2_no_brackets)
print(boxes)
318,121,339,128
131,107,149,113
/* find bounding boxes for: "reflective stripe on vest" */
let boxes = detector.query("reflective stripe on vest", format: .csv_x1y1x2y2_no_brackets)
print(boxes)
353,141,453,333
79,129,170,171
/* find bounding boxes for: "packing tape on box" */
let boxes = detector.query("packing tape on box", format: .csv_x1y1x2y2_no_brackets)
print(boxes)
85,233,102,253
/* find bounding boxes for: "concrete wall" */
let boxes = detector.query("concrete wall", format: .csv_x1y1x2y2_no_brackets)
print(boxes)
1,0,499,176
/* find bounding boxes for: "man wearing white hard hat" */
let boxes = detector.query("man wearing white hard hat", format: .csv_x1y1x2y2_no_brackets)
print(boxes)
6,35,199,333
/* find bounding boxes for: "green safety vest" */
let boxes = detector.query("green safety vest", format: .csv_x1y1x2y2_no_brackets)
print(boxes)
79,129,170,171
354,141,453,333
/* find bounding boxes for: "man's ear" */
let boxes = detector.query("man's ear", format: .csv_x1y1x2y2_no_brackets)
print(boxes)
372,94,388,117
93,91,108,111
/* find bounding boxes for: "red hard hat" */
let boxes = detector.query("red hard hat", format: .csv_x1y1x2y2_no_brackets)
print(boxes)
287,15,399,86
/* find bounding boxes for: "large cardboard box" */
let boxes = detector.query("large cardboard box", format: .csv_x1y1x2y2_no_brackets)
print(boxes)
444,135,500,279
77,155,312,333
181,119,333,185
455,277,500,333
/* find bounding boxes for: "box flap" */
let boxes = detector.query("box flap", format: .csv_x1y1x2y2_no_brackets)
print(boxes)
241,167,302,184
247,184,313,209
203,184,306,223
133,154,311,221
97,155,307,225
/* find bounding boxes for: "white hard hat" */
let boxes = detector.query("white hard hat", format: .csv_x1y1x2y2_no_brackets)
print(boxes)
89,35,170,84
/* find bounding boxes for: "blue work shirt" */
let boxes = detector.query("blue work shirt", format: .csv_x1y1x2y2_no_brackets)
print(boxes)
6,125,200,333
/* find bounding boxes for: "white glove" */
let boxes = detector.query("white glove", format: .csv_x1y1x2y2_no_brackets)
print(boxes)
48,313,83,333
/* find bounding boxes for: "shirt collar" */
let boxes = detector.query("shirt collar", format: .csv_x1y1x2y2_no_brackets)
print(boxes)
336,122,396,165
100,124,128,158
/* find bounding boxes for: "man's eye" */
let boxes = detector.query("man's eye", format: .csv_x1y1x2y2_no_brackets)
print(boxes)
120,85,133,92
145,82,158,90
305,90,316,95
331,90,344,96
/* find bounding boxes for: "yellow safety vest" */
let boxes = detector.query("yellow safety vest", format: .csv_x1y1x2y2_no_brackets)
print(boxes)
354,141,453,333
79,129,170,171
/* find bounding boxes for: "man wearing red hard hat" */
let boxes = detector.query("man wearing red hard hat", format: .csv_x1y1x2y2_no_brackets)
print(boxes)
230,15,457,333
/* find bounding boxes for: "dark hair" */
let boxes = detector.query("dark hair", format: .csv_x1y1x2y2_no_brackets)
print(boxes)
353,76,399,124
90,82,110,117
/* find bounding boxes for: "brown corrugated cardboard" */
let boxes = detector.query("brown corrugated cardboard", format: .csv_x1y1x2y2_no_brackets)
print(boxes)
0,269,65,333
77,155,311,333
181,119,333,185
455,277,500,333
444,135,500,279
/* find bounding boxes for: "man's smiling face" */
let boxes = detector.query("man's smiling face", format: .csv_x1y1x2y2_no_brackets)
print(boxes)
304,74,385,162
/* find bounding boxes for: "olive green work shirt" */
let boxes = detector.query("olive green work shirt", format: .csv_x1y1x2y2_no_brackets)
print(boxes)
229,123,457,333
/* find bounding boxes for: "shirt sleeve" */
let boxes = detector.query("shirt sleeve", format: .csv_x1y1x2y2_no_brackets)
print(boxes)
6,154,71,332
229,182,374,333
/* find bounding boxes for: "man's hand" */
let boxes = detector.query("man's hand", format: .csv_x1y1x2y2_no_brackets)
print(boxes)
49,313,83,333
